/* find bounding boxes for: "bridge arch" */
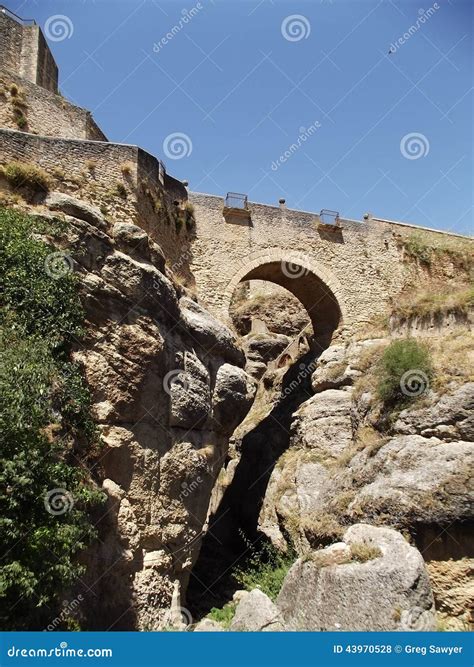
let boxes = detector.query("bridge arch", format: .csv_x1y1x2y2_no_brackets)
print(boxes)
223,249,346,343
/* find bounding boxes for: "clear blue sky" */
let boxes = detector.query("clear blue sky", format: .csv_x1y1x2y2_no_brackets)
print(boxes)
9,0,474,234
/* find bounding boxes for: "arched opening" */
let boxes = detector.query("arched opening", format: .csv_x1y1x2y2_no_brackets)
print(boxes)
222,253,345,349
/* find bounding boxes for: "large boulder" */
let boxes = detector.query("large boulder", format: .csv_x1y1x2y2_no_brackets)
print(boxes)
230,589,285,632
393,383,474,441
212,363,256,432
348,435,474,525
291,389,353,457
101,251,179,321
277,524,436,631
112,221,166,270
45,191,107,229
242,332,291,365
168,352,211,429
179,297,244,366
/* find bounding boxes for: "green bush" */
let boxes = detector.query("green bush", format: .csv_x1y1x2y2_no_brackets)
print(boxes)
234,538,296,601
376,338,433,406
207,602,236,628
0,206,103,629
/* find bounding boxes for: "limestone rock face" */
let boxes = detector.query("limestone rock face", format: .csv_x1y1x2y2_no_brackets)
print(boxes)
348,435,474,525
230,589,285,632
31,205,256,631
45,191,107,229
277,524,436,631
241,332,291,365
212,363,256,432
194,618,224,632
257,339,473,630
179,297,245,367
112,221,165,270
291,389,353,456
392,383,474,441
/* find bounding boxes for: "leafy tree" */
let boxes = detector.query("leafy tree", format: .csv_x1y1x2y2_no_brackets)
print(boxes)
0,206,103,630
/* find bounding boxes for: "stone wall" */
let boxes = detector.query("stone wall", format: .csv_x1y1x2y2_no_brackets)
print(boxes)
188,192,473,340
0,128,189,271
0,69,106,140
0,10,58,93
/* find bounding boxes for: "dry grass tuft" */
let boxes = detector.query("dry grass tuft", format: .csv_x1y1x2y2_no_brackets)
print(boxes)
350,541,382,562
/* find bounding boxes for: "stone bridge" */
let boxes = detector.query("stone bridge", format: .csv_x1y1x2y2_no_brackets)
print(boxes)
188,192,468,344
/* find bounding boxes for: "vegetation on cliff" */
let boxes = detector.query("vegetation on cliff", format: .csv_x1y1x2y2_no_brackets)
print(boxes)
0,206,103,630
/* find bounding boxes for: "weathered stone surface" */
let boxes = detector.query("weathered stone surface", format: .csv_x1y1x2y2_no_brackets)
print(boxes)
169,352,211,429
45,191,107,229
193,618,224,632
427,559,474,630
101,251,179,320
291,389,353,456
112,221,166,271
230,589,285,632
348,435,474,525
212,363,256,432
277,524,436,631
242,332,291,364
393,383,474,441
179,297,244,366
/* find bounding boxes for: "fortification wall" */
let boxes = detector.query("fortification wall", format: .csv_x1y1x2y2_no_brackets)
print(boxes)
188,192,473,337
0,69,106,140
0,128,190,270
0,10,58,93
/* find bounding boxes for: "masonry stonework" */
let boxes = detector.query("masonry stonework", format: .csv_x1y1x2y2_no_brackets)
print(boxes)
0,128,190,272
188,192,473,341
0,8,58,93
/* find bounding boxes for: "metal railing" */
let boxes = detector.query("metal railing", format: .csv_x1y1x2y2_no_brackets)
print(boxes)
225,192,248,210
319,209,340,225
0,5,36,25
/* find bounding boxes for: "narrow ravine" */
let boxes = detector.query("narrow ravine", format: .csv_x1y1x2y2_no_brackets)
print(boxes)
186,349,320,619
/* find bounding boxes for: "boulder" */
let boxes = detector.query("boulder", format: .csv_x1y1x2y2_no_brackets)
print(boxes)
193,618,224,632
212,363,256,433
242,332,291,364
45,191,107,229
112,221,166,271
101,251,179,321
393,383,474,441
179,297,244,366
348,435,474,525
230,589,285,632
168,352,211,429
291,389,353,457
277,524,436,631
